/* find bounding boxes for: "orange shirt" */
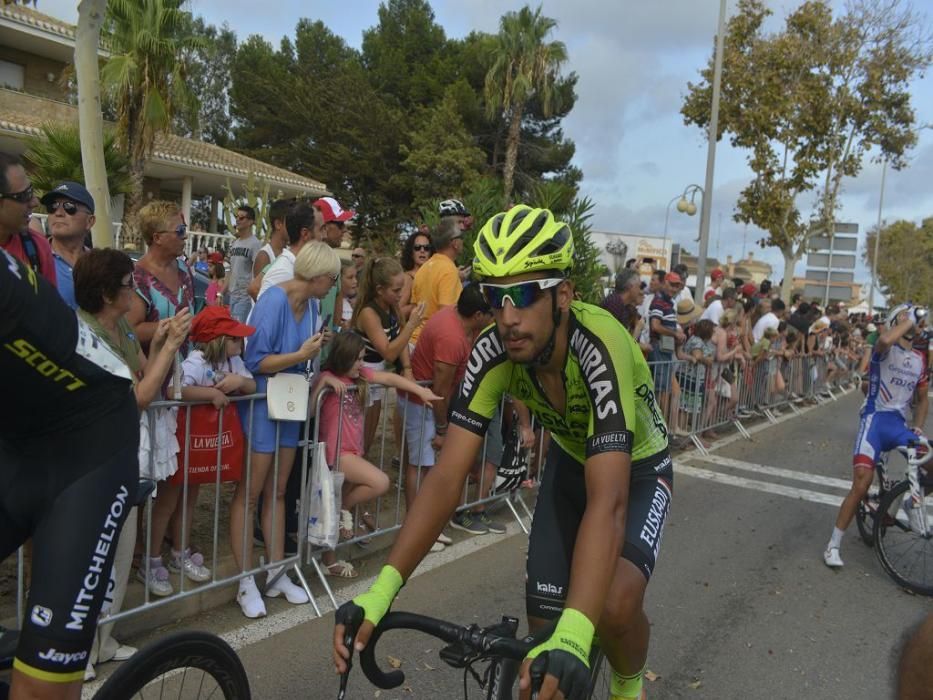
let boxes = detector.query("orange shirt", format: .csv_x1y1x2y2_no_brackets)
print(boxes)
410,253,461,344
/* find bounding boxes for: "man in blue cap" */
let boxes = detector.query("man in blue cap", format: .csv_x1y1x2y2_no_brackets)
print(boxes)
40,181,95,309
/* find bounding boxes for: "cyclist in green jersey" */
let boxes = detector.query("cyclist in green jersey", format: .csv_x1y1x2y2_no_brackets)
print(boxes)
334,206,672,700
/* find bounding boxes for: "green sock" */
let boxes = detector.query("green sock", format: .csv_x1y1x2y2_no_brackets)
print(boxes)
610,664,645,699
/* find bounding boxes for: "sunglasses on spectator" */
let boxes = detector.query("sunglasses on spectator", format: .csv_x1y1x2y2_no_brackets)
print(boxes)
352,253,365,259
158,224,187,238
47,200,86,216
413,244,431,252
0,185,34,204
479,278,564,310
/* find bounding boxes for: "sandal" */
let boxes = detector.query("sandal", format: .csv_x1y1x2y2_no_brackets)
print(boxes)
339,510,355,542
324,560,358,578
360,511,378,533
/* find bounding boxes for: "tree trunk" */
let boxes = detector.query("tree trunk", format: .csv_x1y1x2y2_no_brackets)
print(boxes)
781,250,797,304
502,104,524,203
76,0,113,249
121,158,146,249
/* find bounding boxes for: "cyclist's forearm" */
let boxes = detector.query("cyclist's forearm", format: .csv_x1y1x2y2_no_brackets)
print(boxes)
387,427,480,580
387,464,466,579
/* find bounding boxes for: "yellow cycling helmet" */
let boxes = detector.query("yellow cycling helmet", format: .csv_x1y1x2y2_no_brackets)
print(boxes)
472,205,574,279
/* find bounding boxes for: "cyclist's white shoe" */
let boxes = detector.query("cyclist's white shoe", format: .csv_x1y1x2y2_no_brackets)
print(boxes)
266,566,309,604
237,575,267,618
823,546,844,568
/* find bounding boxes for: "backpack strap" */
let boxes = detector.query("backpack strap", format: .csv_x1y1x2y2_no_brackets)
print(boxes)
18,231,41,274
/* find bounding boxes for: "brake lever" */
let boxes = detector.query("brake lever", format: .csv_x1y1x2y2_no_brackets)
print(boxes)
336,626,355,700
336,604,363,700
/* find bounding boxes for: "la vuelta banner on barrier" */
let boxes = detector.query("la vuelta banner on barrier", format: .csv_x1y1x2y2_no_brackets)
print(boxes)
171,404,245,485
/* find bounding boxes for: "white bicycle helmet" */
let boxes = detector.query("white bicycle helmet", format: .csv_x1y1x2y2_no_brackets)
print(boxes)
439,199,469,218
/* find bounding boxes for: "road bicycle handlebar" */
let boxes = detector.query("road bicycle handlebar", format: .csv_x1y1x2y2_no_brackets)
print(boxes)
359,611,536,689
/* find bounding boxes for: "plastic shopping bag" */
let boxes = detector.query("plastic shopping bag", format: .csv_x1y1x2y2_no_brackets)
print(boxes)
307,442,344,549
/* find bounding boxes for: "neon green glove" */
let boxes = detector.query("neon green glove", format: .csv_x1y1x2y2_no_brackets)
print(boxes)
352,564,403,627
526,608,594,699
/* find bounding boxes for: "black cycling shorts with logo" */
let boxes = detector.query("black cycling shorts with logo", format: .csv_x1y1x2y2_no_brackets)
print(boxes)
525,441,673,620
0,400,138,683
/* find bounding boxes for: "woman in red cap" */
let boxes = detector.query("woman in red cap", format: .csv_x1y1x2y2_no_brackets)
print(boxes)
175,307,258,585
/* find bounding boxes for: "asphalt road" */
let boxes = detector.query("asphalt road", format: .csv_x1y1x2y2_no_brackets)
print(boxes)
92,390,933,699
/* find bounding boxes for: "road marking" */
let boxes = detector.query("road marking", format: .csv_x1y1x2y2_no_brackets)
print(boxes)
677,464,843,507
689,454,852,490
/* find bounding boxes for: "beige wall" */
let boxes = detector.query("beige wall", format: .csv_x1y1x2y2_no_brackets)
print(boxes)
0,47,68,102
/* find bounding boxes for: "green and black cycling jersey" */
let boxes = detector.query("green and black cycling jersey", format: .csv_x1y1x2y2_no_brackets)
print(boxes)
450,301,669,464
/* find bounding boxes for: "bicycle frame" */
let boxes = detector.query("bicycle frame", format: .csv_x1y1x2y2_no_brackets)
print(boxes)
902,436,932,537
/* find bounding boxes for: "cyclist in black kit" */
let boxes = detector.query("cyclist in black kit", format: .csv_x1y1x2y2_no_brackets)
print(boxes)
334,207,672,700
0,248,139,699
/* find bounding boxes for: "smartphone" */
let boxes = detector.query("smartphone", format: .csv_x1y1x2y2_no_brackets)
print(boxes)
320,314,333,330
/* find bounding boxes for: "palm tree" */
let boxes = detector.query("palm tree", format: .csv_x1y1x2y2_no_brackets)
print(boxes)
101,0,204,241
23,122,132,197
484,5,567,201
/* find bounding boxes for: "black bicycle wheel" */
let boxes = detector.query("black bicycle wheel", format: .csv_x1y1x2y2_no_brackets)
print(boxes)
94,631,251,700
874,479,933,597
856,494,880,546
586,647,611,699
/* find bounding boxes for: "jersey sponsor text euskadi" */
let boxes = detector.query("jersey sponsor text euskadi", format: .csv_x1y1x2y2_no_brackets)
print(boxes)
450,301,669,464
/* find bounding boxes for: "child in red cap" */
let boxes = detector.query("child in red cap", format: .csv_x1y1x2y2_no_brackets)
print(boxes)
169,307,257,594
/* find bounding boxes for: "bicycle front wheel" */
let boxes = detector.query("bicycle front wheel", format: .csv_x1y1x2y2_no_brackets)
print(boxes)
94,631,251,700
586,648,611,699
874,479,933,596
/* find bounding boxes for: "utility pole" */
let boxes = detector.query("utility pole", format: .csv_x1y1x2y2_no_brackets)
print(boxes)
694,0,726,306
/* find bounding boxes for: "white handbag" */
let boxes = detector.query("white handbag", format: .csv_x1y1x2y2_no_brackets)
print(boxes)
266,300,318,422
266,370,311,421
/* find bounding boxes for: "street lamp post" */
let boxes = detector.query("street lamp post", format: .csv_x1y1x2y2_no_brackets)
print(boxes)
663,185,704,271
867,160,887,315
694,0,728,306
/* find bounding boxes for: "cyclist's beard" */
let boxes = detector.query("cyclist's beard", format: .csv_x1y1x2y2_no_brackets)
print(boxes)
513,290,562,367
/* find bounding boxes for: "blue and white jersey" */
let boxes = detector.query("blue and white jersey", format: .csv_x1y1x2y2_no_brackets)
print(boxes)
863,343,928,419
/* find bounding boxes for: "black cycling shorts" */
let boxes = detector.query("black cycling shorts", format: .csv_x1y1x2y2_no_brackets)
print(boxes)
525,442,673,620
0,396,138,682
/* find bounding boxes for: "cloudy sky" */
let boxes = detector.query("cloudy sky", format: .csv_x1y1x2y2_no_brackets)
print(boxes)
41,0,933,287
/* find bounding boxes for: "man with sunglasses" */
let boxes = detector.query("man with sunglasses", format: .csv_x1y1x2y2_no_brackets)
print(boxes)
0,152,56,287
410,217,464,344
41,181,96,310
336,206,672,700
228,205,262,323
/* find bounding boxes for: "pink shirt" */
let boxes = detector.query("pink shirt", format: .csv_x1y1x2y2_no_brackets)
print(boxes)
318,367,375,465
205,281,223,306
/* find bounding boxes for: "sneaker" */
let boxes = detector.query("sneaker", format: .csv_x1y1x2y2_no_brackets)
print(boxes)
823,546,843,568
169,549,211,583
476,512,506,534
450,512,488,535
265,566,309,604
136,562,174,597
430,540,446,553
436,532,453,545
237,576,267,618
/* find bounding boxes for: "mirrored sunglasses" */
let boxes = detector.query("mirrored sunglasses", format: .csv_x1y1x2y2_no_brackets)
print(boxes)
47,200,85,215
479,278,564,310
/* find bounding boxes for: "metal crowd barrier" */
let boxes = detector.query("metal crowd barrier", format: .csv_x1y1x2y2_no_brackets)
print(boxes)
10,381,537,627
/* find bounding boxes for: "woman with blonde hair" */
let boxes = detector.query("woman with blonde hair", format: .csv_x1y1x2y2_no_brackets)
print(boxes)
125,200,201,598
231,241,343,618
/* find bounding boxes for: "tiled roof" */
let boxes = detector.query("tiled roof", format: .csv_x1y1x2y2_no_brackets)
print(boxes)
0,4,76,40
0,101,327,194
152,133,327,193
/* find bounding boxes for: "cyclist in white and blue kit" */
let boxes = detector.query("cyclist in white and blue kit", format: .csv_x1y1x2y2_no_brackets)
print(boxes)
824,303,929,568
